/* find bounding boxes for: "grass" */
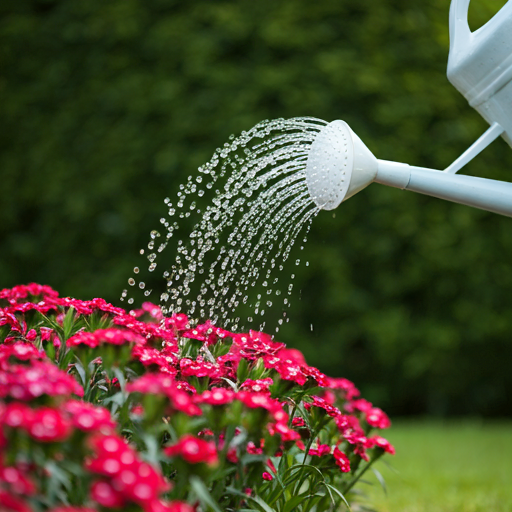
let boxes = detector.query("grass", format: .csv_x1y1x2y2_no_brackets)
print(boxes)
361,419,512,512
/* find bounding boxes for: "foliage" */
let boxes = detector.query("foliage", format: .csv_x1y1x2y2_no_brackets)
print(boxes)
1,0,512,416
0,283,394,511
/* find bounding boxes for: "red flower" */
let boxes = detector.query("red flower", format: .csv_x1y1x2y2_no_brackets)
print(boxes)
194,388,235,406
126,374,201,416
291,417,306,428
233,331,285,360
333,446,351,472
164,313,190,331
262,471,273,481
365,407,391,429
0,489,33,512
90,480,125,508
62,400,116,433
27,407,72,442
240,378,273,393
1,402,33,428
345,398,373,414
0,359,83,400
164,434,218,466
179,357,222,379
308,443,331,457
0,465,37,495
327,377,360,400
305,396,341,418
147,501,195,512
67,328,145,348
132,345,177,375
368,435,395,455
181,320,233,345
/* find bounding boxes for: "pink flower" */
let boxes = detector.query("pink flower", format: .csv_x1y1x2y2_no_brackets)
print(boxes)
181,320,233,345
90,480,125,508
263,356,308,386
0,490,33,512
147,501,195,512
0,465,37,495
368,435,395,455
27,407,72,442
233,331,285,360
179,357,223,379
164,434,218,466
262,472,273,481
333,446,351,472
132,345,177,376
345,398,373,414
62,400,116,433
308,443,331,457
305,396,341,418
291,417,306,428
365,407,391,429
67,328,145,348
194,388,235,406
0,359,83,400
327,377,360,400
240,378,273,393
126,373,201,416
164,313,190,331
246,441,263,455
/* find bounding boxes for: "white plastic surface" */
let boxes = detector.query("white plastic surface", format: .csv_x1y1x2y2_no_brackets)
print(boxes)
447,0,512,147
305,120,377,210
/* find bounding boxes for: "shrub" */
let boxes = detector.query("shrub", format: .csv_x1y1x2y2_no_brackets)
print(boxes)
0,284,394,511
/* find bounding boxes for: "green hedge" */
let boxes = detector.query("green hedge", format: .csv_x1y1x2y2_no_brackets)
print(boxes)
2,0,512,416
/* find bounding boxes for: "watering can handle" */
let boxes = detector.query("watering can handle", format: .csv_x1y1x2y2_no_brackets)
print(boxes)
449,0,472,54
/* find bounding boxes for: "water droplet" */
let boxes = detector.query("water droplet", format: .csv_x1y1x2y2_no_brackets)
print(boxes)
128,278,135,286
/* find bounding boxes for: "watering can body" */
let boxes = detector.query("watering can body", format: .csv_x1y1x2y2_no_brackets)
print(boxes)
447,0,512,147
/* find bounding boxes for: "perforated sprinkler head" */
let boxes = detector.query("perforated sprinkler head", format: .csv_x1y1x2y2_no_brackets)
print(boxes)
305,120,379,210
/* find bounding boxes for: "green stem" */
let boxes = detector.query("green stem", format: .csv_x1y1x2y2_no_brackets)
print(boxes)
342,451,383,495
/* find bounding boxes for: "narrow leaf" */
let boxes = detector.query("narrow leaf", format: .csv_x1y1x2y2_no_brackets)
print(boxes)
190,476,223,512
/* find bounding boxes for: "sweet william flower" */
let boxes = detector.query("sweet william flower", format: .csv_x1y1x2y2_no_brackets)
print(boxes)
369,435,395,455
194,387,235,406
365,407,391,429
333,446,351,472
0,489,33,512
27,407,72,443
67,328,145,349
62,400,116,433
0,465,37,495
164,434,218,466
90,480,125,508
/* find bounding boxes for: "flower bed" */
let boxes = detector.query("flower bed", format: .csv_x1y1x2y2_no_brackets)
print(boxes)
0,284,394,512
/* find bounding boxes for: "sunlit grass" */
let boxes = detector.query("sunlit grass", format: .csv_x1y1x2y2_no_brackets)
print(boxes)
363,419,512,512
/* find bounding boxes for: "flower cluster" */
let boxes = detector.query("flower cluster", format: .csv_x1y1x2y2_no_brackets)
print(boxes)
0,284,394,512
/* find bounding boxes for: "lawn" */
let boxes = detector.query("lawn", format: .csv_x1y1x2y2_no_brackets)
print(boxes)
364,419,512,512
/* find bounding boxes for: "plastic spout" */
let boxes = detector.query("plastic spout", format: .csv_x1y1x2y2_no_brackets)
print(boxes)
375,160,512,218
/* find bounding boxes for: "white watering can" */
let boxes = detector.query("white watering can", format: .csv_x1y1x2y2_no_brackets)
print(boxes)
306,0,512,217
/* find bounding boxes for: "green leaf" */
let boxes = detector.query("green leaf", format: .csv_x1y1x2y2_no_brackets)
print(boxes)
190,476,223,512
226,487,277,512
282,492,311,512
321,482,352,511
237,357,249,383
370,467,387,495
62,306,76,340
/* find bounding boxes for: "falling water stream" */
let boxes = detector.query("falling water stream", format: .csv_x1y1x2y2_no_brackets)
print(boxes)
121,117,326,332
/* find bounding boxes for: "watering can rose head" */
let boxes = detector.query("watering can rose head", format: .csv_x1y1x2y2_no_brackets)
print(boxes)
0,283,394,511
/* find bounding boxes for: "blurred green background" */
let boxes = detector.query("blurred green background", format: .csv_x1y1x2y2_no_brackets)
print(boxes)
2,0,512,417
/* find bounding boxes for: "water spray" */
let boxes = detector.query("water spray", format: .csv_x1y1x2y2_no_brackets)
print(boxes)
306,0,512,217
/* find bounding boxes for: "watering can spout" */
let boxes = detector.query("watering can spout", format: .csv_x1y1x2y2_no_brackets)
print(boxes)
447,0,512,147
305,120,512,218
